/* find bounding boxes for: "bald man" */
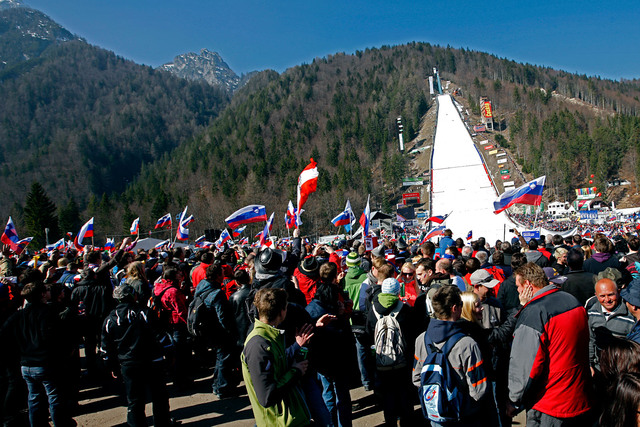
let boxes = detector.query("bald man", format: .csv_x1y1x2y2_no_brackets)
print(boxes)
585,278,635,370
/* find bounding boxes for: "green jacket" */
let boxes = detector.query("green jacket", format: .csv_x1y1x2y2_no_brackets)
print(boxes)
343,266,368,310
241,319,310,427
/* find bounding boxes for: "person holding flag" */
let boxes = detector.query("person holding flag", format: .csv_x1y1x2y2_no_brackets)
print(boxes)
296,159,318,227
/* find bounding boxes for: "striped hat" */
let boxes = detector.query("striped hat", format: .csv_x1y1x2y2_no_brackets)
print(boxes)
346,252,361,268
381,278,401,295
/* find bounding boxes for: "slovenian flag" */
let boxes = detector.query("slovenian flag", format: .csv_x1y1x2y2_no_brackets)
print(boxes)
466,230,473,241
215,229,232,250
74,217,94,250
344,200,356,232
15,237,33,255
195,235,205,247
176,206,189,241
359,195,371,237
1,217,20,252
426,213,449,224
493,176,546,214
296,159,319,226
421,225,446,244
226,205,268,229
181,215,194,227
260,213,275,247
130,217,139,235
232,226,247,238
155,213,172,229
46,237,65,251
239,237,249,245
285,200,296,229
104,238,115,250
332,210,351,227
155,239,170,249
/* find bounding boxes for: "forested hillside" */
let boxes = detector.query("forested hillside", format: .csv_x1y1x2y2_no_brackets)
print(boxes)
0,39,229,222
120,42,640,238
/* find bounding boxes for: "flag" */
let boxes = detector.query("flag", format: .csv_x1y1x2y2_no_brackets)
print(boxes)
296,158,319,226
66,231,73,238
15,237,33,255
176,206,189,241
285,200,296,229
493,176,546,214
466,230,473,241
421,225,446,243
155,213,172,229
215,229,232,250
46,238,65,251
344,200,356,232
426,213,449,224
225,205,268,229
181,215,194,227
75,217,94,249
195,235,205,247
260,213,275,246
104,238,115,250
232,226,247,238
155,239,170,249
331,210,351,227
359,195,371,236
130,217,139,235
239,237,249,245
583,230,592,238
1,217,20,252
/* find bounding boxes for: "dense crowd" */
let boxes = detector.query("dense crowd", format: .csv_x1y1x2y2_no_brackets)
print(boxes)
510,213,581,232
1,226,640,427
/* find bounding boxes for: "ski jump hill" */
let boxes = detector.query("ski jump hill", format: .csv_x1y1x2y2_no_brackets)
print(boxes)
429,94,517,242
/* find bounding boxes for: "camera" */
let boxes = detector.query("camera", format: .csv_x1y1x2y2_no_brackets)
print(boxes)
508,229,515,233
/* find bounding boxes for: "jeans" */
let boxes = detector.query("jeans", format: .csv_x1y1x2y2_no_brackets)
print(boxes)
21,365,73,427
318,372,351,427
212,345,238,396
376,368,414,426
301,374,333,427
120,362,171,427
355,339,373,389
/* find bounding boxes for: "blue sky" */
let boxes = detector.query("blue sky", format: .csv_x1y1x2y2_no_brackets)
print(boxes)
24,0,640,80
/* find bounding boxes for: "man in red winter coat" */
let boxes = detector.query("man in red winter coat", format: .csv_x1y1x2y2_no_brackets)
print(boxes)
191,252,213,291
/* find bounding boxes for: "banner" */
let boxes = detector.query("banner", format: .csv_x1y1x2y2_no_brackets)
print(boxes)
481,100,493,118
580,210,598,220
402,178,424,186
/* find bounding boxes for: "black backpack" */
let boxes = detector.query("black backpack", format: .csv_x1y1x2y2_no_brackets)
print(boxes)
187,288,217,337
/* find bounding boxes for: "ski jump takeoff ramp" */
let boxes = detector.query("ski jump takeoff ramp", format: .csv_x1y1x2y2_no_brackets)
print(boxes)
429,95,516,242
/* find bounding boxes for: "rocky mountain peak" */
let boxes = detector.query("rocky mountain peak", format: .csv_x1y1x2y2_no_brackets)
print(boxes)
0,0,23,10
159,48,241,92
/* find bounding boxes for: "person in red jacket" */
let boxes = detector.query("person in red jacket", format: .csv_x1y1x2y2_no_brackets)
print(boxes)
154,266,191,387
190,251,213,291
292,257,320,304
507,262,592,424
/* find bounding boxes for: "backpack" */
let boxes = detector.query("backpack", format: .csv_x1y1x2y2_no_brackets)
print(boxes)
187,289,216,337
372,302,406,370
419,332,468,423
148,286,172,325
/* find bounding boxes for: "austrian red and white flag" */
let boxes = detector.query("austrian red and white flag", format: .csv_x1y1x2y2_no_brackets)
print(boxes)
296,158,318,226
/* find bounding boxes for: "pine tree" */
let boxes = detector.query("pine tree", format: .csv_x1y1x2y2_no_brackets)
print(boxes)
23,182,60,248
58,197,80,237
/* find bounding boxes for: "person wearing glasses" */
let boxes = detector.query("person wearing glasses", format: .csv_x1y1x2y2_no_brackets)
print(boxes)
397,262,419,307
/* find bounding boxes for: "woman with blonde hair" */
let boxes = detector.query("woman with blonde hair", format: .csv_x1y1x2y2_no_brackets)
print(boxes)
126,261,150,301
397,262,419,306
460,291,483,325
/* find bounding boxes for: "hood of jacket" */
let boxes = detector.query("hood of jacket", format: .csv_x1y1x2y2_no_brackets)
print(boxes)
373,293,400,314
592,252,612,263
194,279,222,298
346,266,366,280
153,278,176,295
426,318,465,344
526,251,545,262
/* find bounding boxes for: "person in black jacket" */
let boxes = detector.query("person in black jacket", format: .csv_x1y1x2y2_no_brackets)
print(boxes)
1,281,75,427
228,269,252,346
100,284,178,427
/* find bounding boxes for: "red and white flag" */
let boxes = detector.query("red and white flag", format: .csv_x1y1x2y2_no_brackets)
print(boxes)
296,158,318,226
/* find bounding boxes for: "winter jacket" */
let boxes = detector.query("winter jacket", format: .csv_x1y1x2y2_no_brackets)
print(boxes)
71,274,114,321
343,266,368,309
479,296,505,330
585,297,635,368
153,279,187,326
436,236,455,258
190,262,210,291
412,319,488,417
100,302,168,369
365,294,417,359
583,252,620,275
1,301,69,368
229,284,252,346
525,250,549,267
628,321,640,344
293,268,319,304
125,277,150,302
497,275,520,312
560,270,596,306
193,279,237,345
509,285,591,418
241,319,310,427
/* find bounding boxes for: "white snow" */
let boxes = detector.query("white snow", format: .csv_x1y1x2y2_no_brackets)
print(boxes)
430,95,516,242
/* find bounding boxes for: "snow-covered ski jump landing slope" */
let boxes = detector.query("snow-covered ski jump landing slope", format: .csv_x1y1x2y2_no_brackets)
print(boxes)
430,95,516,242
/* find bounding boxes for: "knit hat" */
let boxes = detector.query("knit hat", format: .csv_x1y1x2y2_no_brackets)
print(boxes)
345,252,361,268
113,284,135,301
381,277,401,295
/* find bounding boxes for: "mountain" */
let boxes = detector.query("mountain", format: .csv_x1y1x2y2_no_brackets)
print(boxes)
0,0,81,70
0,7,230,228
123,43,640,238
159,49,245,92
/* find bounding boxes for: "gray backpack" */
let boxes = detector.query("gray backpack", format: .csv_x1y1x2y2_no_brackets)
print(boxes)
373,302,406,370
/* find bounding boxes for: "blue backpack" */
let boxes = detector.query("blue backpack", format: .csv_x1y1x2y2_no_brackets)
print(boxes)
419,332,468,423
